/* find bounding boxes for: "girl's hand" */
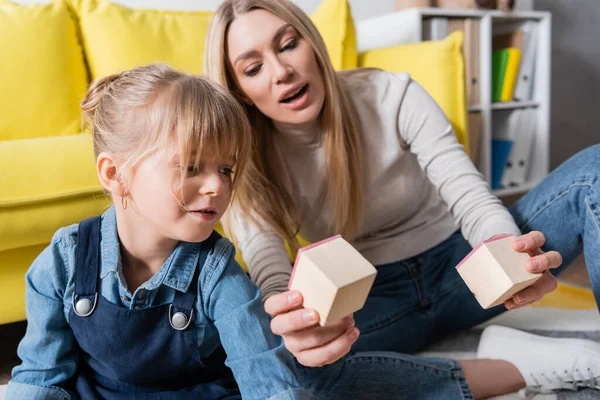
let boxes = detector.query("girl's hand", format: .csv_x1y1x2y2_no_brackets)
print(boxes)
264,290,360,367
504,231,563,309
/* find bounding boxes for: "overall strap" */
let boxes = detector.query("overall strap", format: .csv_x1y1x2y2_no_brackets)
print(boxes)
171,231,222,312
72,216,102,317
75,216,102,296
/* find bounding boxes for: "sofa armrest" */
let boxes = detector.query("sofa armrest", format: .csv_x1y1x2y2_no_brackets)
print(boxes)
0,134,108,252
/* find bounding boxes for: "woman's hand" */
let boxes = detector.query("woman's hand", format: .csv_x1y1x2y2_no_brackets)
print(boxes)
264,290,360,367
504,231,563,310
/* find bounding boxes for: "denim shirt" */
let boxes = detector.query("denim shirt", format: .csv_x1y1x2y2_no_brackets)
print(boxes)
7,206,312,400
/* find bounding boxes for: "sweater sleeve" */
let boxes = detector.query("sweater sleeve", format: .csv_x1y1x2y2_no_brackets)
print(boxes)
224,207,293,301
397,77,521,245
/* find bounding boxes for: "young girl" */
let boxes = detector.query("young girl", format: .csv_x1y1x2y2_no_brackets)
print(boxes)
6,64,312,400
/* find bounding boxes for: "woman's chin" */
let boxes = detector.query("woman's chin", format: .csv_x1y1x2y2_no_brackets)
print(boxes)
272,106,321,126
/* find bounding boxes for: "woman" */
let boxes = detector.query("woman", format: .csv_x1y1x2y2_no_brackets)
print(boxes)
205,0,600,398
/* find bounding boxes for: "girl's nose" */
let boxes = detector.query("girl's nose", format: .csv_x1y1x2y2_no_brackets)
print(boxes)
200,172,226,196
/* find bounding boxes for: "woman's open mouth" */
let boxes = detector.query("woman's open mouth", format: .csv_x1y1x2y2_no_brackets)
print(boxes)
280,84,308,103
280,84,309,109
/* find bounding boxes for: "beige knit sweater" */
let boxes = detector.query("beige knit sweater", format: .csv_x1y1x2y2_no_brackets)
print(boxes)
227,68,521,300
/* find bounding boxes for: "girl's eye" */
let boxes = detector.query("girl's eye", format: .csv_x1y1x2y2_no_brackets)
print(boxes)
186,165,198,176
244,64,261,77
219,167,234,177
281,38,297,52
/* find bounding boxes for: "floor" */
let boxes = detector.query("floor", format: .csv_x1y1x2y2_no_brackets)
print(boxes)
0,256,592,386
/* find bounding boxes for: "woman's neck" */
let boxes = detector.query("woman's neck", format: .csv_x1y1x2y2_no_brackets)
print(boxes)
115,208,178,292
272,118,321,146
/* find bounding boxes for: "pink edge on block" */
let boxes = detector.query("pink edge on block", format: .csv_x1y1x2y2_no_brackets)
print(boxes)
455,234,514,269
288,234,342,289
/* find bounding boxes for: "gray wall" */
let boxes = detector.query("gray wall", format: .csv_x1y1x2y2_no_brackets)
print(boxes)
534,0,600,168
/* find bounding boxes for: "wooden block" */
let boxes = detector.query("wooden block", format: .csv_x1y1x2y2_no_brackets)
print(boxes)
456,234,542,309
288,235,377,326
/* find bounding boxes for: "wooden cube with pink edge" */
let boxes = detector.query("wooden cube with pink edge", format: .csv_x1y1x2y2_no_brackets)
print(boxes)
288,235,377,326
456,234,543,309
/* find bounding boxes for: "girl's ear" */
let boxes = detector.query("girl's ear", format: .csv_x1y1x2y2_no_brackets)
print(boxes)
97,152,127,196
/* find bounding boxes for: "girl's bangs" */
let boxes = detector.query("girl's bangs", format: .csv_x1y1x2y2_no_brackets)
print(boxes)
168,77,251,174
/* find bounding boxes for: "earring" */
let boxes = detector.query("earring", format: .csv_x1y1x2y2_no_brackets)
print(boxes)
121,195,128,210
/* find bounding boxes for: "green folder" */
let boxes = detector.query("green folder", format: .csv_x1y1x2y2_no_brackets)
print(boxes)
492,49,510,102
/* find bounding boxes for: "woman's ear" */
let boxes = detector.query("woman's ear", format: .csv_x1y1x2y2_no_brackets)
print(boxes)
97,152,127,196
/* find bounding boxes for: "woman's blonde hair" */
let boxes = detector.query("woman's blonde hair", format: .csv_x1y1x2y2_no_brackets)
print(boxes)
81,63,252,200
205,0,364,250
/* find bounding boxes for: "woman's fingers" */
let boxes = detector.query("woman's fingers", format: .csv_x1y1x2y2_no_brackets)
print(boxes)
524,250,563,273
264,290,303,317
294,325,360,367
513,231,546,252
270,307,321,336
506,272,558,309
282,317,354,353
264,291,359,366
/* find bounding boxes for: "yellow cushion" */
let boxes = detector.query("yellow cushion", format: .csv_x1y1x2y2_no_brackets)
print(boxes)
358,32,469,155
0,135,110,252
76,0,357,79
0,0,88,141
0,244,47,325
310,0,357,70
77,0,213,78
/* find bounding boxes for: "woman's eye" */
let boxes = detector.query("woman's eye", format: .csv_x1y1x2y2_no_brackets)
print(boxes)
244,64,261,77
281,39,297,52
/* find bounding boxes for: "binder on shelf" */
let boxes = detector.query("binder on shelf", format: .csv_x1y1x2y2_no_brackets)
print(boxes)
514,22,538,101
468,111,483,168
501,108,537,188
500,48,522,102
491,109,523,189
449,18,480,105
492,49,510,103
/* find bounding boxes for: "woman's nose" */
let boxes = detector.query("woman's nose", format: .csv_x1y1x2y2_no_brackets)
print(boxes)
271,57,293,83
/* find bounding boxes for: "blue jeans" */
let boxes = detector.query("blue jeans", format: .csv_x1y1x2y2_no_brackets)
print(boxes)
299,353,472,400
352,145,600,354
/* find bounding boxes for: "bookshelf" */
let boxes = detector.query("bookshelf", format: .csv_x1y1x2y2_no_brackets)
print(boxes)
356,8,552,197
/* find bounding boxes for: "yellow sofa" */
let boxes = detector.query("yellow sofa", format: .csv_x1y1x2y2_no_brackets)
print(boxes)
0,0,468,325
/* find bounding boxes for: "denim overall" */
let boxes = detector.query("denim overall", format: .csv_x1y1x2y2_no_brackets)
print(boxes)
67,216,239,399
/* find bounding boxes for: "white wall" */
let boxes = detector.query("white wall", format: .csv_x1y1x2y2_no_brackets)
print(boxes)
533,0,600,168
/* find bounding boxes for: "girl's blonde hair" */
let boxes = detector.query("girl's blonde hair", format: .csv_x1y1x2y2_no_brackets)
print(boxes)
81,63,252,199
205,0,364,250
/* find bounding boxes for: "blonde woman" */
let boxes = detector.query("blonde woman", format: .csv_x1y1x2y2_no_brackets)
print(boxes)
205,0,600,398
